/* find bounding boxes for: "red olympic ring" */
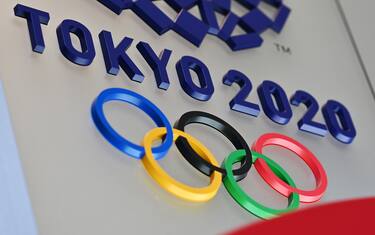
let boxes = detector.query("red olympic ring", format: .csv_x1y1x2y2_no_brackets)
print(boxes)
252,133,328,203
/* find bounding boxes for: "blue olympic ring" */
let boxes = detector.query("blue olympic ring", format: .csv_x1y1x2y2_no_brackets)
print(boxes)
91,88,174,159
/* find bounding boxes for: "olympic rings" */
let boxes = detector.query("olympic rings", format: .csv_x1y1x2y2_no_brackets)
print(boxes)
142,127,222,202
91,89,328,219
91,88,173,160
174,111,252,181
252,133,328,203
222,150,299,219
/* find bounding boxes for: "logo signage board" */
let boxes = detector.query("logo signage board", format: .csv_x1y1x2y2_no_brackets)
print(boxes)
0,0,374,234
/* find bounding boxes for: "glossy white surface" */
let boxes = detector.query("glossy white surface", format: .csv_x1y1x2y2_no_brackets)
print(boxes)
0,82,37,235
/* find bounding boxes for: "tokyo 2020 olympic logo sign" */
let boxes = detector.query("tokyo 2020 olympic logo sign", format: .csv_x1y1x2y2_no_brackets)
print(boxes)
98,0,290,51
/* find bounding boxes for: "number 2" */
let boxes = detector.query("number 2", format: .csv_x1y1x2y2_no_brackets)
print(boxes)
223,70,260,117
290,90,328,137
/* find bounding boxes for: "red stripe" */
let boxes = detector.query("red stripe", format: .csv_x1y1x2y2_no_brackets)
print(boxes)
226,197,375,235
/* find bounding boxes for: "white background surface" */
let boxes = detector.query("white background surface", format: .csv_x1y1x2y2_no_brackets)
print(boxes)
339,0,375,98
0,82,37,235
0,0,375,234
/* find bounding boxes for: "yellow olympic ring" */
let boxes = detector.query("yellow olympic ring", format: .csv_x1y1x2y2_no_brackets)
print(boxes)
141,127,222,202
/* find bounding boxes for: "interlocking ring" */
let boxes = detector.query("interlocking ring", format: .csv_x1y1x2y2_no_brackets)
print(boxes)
174,111,252,181
222,150,299,219
91,88,173,160
252,133,328,203
91,89,328,219
142,127,222,202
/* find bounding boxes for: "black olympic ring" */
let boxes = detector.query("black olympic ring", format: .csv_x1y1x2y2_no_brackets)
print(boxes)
174,111,252,181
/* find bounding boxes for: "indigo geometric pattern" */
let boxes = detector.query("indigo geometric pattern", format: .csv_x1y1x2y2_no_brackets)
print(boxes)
98,0,290,51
